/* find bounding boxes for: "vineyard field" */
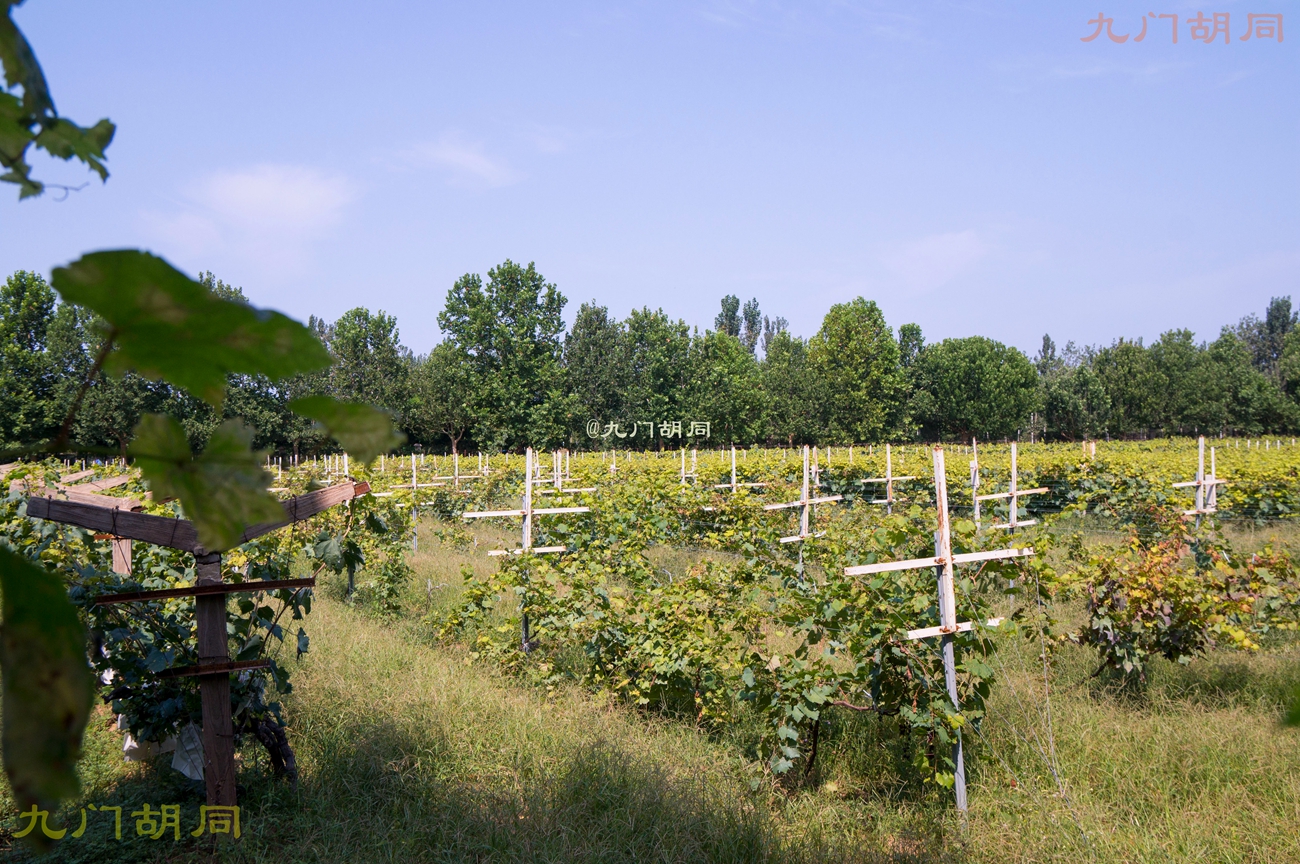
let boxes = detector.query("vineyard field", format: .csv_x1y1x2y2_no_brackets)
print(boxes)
5,437,1300,863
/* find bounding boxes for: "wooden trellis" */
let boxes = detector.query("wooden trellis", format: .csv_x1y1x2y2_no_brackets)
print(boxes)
397,452,446,491
538,449,595,495
462,448,590,556
861,443,915,514
842,447,1033,810
26,480,368,807
1173,435,1228,527
679,447,698,485
714,445,767,493
975,442,1046,531
763,445,842,543
429,452,483,492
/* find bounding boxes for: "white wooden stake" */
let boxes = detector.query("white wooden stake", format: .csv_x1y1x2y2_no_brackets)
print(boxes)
977,442,1047,531
463,448,591,556
862,443,916,514
764,446,842,543
1173,435,1228,526
842,446,1034,812
715,444,765,492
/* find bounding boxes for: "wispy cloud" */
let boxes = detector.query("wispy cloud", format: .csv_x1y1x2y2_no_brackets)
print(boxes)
881,229,988,292
140,164,356,275
401,133,520,187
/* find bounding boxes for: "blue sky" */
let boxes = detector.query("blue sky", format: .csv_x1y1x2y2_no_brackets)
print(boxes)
3,1,1295,356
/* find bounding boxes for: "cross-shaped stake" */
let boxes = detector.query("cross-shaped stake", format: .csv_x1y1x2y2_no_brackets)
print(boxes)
763,445,842,543
462,448,591,556
1172,435,1228,528
861,443,916,514
679,448,698,485
398,452,447,491
26,480,368,808
975,442,1046,531
714,445,767,493
428,452,483,493
842,446,1034,811
538,449,595,495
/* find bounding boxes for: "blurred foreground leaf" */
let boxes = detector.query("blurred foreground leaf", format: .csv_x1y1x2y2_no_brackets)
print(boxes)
290,395,405,465
1,1,115,198
130,414,283,551
0,547,93,849
52,250,330,406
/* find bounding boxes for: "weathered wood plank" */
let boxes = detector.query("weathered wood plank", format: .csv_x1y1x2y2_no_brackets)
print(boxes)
27,481,368,552
36,487,143,511
26,496,200,550
71,474,133,492
237,481,369,544
93,577,316,605
195,554,237,806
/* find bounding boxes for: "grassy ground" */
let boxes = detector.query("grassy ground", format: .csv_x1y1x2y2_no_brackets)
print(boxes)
7,518,1300,863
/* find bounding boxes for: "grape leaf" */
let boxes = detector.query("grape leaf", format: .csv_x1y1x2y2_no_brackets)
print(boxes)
130,414,284,552
289,395,405,465
52,251,331,406
0,548,93,843
1,1,115,199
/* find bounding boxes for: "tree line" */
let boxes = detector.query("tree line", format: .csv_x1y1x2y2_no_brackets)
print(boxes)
3,260,1298,455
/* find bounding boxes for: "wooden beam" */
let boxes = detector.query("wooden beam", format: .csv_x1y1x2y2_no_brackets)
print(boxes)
35,487,143,511
70,474,133,492
238,481,370,545
26,481,368,552
843,546,1034,577
156,658,271,679
906,617,1005,641
94,577,316,605
26,496,199,550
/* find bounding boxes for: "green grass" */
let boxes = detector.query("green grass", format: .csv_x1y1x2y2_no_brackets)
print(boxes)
8,518,1300,862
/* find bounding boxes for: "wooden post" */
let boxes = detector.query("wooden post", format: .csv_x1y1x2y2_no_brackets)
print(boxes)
1173,435,1227,525
976,442,1047,531
194,551,237,806
931,448,966,812
841,447,1035,812
970,437,981,529
111,538,132,575
763,446,841,543
862,443,916,514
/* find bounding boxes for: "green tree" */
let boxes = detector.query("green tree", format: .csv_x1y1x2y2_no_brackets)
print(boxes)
1233,296,1297,380
1093,339,1160,437
740,298,761,354
807,298,906,444
761,329,820,445
437,260,567,451
913,336,1038,441
1042,363,1110,441
563,302,629,426
328,308,411,413
1197,332,1294,434
408,342,477,454
621,307,692,443
0,270,58,444
715,295,740,338
683,330,764,444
